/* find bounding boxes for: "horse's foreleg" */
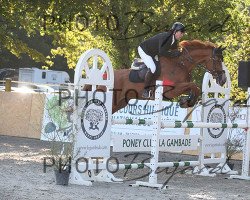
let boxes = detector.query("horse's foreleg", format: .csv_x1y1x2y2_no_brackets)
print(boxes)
163,82,201,108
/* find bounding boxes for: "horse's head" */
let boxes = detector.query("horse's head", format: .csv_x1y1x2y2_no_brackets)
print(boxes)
205,46,226,86
180,40,227,86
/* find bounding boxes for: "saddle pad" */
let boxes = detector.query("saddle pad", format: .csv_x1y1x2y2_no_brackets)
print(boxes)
163,79,175,86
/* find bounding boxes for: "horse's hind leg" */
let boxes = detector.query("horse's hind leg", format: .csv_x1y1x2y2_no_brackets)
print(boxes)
163,82,201,108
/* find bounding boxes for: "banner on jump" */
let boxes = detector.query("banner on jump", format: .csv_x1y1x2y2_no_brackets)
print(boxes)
113,134,200,152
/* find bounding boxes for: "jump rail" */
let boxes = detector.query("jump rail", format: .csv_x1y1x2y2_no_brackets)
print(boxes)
112,119,248,129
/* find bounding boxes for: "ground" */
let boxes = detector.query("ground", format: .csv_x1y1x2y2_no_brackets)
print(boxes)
0,135,249,200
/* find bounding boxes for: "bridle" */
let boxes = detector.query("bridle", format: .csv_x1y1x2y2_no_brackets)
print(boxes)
205,48,224,78
180,47,224,79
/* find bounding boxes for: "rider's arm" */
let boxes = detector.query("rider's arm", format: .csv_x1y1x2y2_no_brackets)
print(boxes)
160,49,181,57
159,34,181,57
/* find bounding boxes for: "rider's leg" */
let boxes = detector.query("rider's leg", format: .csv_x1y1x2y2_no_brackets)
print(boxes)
138,46,156,98
142,69,154,98
138,46,156,73
153,59,161,78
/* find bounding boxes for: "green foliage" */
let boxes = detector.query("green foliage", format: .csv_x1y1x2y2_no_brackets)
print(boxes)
1,0,249,100
0,0,48,62
221,0,250,102
46,96,68,129
43,95,75,169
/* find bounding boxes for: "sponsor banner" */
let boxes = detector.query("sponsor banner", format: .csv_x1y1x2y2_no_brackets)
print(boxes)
41,94,74,142
75,91,112,157
189,105,202,135
202,98,229,154
41,92,246,155
113,134,199,152
112,100,188,137
190,105,247,142
228,107,247,145
41,91,113,157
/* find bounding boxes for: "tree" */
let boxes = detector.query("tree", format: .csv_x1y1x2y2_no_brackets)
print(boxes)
221,0,250,102
0,1,49,63
0,0,249,101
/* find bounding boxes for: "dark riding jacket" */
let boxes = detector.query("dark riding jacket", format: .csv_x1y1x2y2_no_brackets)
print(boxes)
139,31,179,58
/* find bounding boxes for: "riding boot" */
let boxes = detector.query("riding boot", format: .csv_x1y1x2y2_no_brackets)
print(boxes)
142,70,154,98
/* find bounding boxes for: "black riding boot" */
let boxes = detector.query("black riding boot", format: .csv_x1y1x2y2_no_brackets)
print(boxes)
142,70,154,98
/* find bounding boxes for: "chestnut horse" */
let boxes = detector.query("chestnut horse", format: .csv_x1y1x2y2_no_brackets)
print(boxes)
112,40,226,114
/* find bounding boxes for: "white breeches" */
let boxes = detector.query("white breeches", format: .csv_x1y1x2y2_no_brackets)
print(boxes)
138,46,156,73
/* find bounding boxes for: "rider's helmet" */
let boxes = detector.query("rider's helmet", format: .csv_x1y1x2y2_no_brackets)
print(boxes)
171,22,185,32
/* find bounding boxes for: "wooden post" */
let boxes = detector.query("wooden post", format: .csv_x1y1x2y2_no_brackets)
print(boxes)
5,78,12,92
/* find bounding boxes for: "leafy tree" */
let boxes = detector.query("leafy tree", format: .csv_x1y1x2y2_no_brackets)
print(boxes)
221,0,250,102
0,0,249,101
0,0,48,63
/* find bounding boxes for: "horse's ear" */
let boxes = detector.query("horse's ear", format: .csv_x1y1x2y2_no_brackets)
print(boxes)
221,47,226,51
216,46,226,53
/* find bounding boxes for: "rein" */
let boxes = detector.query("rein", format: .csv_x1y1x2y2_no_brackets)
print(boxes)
181,47,194,64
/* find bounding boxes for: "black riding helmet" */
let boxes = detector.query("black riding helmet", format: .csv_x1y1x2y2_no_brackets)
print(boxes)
171,22,185,32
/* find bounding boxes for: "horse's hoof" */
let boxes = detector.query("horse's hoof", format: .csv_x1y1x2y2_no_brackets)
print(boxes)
187,101,196,107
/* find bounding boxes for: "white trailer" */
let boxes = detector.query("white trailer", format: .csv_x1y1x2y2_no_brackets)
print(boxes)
18,68,70,85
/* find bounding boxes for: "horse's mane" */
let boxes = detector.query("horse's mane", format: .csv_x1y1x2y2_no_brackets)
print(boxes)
179,40,216,49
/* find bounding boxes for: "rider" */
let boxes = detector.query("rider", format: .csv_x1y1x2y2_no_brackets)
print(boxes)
138,22,186,98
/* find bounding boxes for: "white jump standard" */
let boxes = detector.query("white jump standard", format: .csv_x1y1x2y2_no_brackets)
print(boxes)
69,49,250,188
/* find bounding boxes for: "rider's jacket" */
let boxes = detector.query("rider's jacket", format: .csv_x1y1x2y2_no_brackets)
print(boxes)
139,31,179,58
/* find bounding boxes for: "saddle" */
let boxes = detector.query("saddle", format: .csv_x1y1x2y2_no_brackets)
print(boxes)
129,58,148,83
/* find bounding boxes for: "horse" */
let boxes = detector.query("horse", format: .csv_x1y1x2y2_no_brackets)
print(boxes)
111,40,226,114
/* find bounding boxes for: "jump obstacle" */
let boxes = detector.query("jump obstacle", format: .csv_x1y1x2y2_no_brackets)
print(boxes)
69,49,250,189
